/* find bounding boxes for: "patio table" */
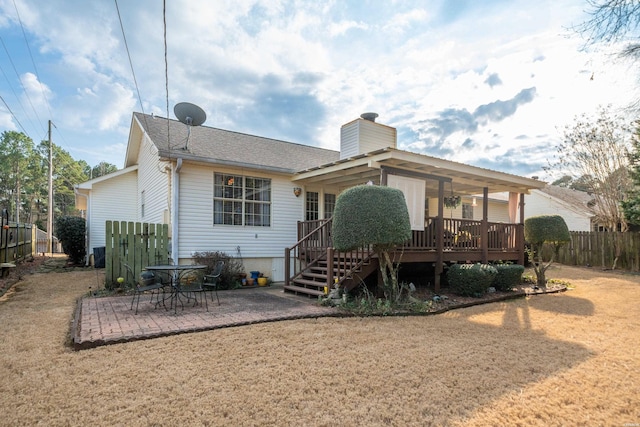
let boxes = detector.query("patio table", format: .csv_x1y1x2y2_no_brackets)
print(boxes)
144,264,207,313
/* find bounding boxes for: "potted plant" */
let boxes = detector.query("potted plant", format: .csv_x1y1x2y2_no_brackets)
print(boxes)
443,195,461,209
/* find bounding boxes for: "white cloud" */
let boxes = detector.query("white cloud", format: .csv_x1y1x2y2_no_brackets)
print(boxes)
0,0,637,174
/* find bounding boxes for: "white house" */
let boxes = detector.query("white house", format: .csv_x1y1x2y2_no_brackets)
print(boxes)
76,111,545,287
524,185,595,231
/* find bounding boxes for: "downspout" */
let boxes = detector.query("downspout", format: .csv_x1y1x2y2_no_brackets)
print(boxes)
74,189,90,266
171,158,183,263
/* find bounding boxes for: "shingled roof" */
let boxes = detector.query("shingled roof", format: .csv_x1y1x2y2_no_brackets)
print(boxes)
536,185,595,214
133,112,340,173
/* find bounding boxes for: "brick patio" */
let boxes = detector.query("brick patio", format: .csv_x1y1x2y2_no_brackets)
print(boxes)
71,285,337,350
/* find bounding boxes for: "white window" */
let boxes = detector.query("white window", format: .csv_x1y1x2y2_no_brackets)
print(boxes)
213,173,271,226
462,203,474,220
324,193,336,219
306,192,319,221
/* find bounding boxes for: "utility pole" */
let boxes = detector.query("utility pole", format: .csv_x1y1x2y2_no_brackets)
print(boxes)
47,120,53,255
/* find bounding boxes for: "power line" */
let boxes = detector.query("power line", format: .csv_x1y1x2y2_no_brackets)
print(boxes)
0,60,39,134
0,35,46,135
163,0,170,149
0,92,28,135
114,0,149,132
12,0,53,121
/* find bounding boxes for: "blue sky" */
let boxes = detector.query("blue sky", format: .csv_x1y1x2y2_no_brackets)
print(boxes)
0,0,636,179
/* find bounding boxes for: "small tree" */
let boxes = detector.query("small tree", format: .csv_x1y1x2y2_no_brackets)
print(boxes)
55,216,86,265
524,215,570,287
332,185,411,303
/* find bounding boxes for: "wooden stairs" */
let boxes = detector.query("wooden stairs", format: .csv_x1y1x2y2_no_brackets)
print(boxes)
283,251,378,297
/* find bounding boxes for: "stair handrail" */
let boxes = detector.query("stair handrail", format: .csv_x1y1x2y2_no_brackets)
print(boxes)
284,219,332,287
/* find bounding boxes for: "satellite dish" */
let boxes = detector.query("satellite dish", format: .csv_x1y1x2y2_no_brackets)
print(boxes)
174,102,206,126
173,102,206,150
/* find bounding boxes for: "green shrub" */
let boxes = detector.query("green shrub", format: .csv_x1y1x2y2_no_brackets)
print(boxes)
492,264,524,291
55,216,86,264
192,251,244,290
524,215,570,245
447,263,497,297
332,185,411,252
332,185,411,303
524,215,570,286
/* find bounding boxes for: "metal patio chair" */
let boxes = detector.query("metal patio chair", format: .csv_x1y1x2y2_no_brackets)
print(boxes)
202,260,224,305
123,263,166,314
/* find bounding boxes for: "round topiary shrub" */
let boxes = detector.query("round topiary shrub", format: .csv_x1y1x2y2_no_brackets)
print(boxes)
447,263,497,297
492,264,525,291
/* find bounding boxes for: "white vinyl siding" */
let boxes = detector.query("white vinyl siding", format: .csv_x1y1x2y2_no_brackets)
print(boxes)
340,118,397,159
137,135,170,224
525,191,592,231
176,164,303,269
88,171,137,251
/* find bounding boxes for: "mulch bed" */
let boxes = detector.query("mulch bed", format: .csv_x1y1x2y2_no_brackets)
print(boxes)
406,282,567,314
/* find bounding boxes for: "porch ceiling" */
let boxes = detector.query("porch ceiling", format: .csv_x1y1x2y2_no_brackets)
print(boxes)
292,148,545,195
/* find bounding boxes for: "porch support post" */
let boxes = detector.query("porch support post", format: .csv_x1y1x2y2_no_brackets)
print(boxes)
481,187,489,263
518,193,525,265
284,247,291,287
380,168,388,186
327,246,334,290
435,180,445,292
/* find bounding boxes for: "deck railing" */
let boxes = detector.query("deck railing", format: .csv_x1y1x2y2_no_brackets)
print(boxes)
285,217,523,288
404,217,520,252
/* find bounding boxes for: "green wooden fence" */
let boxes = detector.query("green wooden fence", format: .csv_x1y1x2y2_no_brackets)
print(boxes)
104,221,170,288
548,231,640,271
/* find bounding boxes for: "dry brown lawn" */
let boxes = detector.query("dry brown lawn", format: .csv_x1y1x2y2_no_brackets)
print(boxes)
0,261,638,426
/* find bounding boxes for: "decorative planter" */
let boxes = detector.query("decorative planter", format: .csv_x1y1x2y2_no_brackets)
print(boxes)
246,278,255,286
250,271,261,280
257,277,268,286
444,195,461,209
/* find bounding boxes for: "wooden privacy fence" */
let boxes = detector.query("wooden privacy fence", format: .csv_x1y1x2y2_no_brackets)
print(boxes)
1,221,35,267
104,221,170,288
548,231,640,271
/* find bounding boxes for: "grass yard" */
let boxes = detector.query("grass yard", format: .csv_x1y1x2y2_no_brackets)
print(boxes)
0,261,638,426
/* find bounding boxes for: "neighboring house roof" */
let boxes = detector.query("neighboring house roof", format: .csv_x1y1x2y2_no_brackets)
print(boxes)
75,164,139,190
128,112,340,174
534,185,595,218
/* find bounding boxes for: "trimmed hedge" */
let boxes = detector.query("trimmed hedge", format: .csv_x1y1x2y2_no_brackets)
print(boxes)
332,185,411,251
447,263,497,297
492,264,525,291
524,215,570,245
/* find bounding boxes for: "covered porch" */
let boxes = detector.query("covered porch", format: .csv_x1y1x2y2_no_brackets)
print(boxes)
284,148,545,296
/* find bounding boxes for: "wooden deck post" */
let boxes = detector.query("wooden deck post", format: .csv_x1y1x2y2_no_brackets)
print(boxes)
435,180,445,292
481,187,489,263
518,193,525,265
327,246,334,289
284,247,291,287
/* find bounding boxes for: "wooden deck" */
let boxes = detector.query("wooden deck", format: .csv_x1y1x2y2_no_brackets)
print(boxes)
284,217,525,296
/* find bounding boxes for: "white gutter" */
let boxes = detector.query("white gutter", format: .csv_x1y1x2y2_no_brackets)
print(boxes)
171,158,183,263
